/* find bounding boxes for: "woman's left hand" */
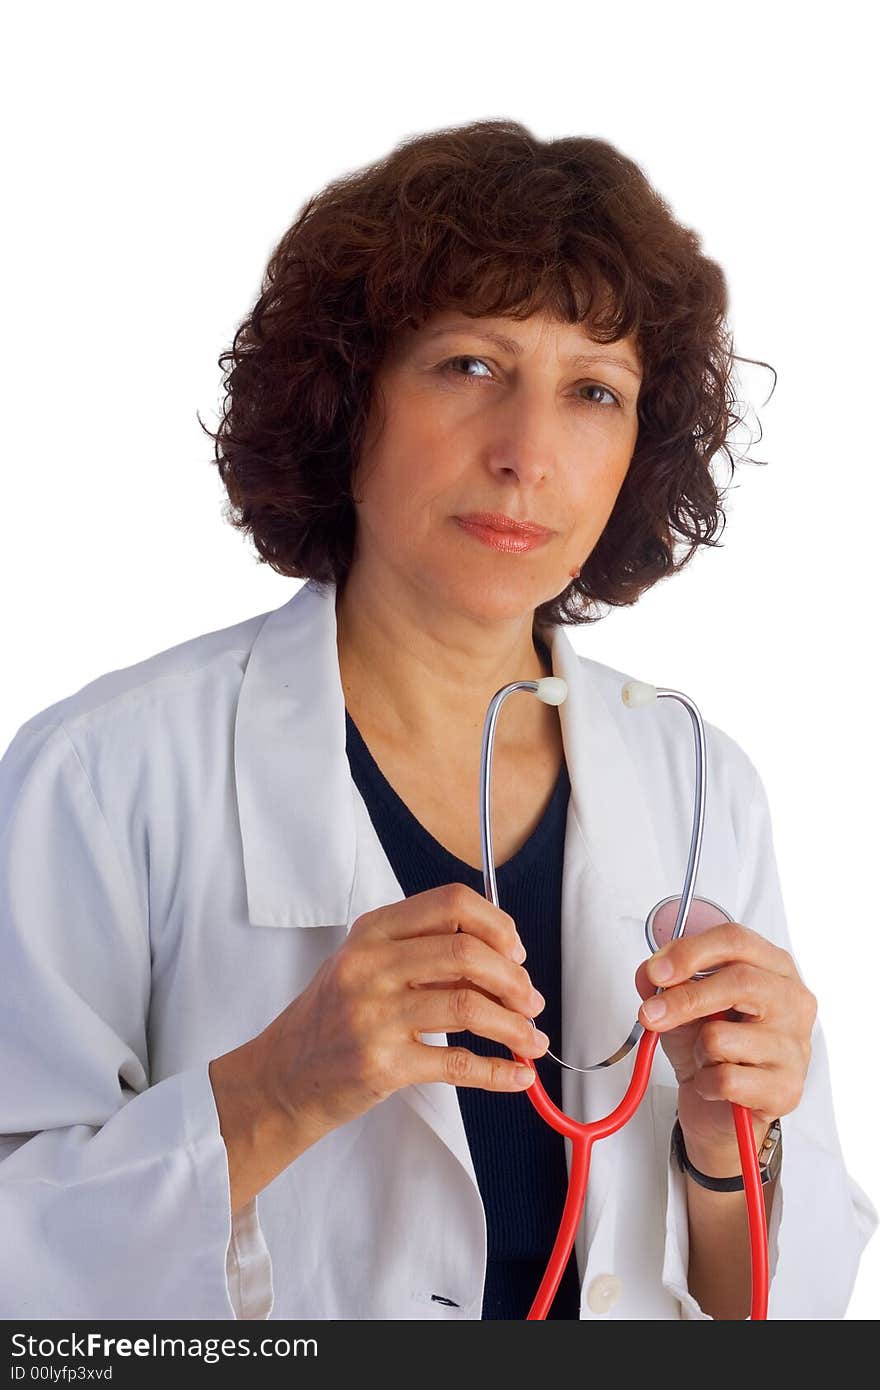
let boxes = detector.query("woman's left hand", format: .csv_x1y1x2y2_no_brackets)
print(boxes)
634,922,817,1173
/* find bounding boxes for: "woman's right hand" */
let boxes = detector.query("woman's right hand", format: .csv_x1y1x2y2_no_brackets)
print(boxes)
254,882,549,1140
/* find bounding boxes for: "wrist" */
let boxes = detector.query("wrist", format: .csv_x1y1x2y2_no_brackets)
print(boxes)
209,1034,331,1218
679,1117,772,1177
672,1116,782,1192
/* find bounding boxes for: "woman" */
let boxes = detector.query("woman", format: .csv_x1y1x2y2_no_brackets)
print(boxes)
0,119,875,1321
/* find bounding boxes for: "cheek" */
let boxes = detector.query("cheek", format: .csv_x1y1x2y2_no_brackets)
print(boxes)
355,453,441,552
578,446,632,511
569,477,622,537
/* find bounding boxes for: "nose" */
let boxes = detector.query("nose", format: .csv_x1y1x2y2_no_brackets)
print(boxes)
483,378,574,487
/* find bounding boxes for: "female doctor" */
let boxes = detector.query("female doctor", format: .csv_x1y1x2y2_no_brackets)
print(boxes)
1,119,876,1322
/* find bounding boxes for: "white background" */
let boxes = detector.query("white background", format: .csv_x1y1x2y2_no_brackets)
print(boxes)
2,0,877,1318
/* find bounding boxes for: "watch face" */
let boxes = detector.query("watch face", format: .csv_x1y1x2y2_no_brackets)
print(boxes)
759,1121,782,1180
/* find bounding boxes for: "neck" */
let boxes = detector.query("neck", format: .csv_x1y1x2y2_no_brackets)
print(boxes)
334,568,556,757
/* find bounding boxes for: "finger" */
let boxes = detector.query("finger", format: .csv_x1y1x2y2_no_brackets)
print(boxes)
634,958,661,1003
691,1057,804,1118
417,979,503,1002
375,932,545,1020
634,957,752,1006
405,1038,539,1092
641,921,800,989
695,1018,813,1092
412,979,519,1016
353,881,526,963
638,961,807,1031
693,1017,791,1071
400,986,550,1059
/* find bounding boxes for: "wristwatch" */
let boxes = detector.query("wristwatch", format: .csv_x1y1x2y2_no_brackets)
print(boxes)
671,1116,782,1192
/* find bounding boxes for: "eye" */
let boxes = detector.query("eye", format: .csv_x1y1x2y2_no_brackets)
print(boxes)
440,356,621,409
442,355,492,380
580,382,621,409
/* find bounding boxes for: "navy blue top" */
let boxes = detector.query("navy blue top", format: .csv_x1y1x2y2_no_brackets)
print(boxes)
343,640,581,1319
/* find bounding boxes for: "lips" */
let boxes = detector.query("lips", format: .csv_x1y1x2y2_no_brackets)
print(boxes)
455,512,553,538
454,516,554,554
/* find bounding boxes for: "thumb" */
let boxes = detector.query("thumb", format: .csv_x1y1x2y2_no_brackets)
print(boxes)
634,957,662,1003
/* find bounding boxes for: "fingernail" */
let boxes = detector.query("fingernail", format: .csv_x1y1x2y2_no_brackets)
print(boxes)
514,1065,535,1086
649,955,674,982
642,997,666,1023
530,989,545,1013
512,939,527,963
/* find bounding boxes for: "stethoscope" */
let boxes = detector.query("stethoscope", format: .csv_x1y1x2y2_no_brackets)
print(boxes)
479,673,770,1320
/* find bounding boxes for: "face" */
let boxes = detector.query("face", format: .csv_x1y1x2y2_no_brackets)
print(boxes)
348,307,642,625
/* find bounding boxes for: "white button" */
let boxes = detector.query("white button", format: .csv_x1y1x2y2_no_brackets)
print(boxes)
586,1273,624,1314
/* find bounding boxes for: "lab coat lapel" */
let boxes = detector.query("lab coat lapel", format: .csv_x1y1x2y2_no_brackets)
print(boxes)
235,578,357,930
234,579,669,1193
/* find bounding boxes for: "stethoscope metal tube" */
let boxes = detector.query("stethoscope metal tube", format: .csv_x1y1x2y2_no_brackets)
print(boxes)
479,676,706,1072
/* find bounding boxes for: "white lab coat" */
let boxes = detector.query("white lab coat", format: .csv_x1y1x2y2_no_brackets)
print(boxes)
0,577,875,1321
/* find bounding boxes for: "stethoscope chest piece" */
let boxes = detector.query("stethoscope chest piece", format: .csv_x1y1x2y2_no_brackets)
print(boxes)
645,894,734,979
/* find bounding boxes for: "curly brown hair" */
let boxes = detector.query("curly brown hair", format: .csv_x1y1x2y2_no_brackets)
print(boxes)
199,118,774,627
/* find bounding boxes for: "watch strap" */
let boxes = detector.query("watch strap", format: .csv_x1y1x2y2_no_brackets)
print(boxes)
671,1116,782,1192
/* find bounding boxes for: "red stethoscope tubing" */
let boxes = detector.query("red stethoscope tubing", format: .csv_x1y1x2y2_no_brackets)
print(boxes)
515,1027,770,1320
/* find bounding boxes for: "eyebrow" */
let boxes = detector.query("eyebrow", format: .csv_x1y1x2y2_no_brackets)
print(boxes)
422,326,642,379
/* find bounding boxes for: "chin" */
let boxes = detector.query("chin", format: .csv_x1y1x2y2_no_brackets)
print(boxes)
434,569,551,622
